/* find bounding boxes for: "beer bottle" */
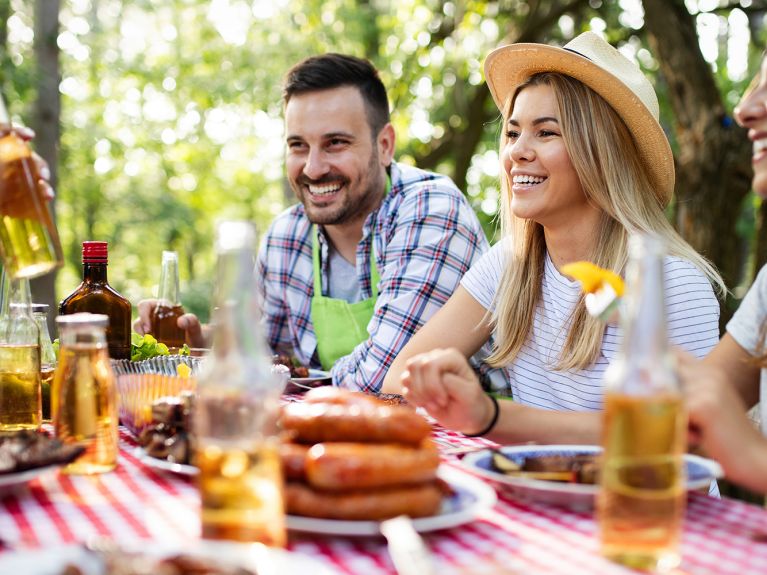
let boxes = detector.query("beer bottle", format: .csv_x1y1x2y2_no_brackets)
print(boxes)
598,233,686,572
59,241,131,360
149,250,185,350
195,221,286,546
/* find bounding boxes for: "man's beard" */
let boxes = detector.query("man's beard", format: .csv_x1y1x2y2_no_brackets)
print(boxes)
294,150,384,226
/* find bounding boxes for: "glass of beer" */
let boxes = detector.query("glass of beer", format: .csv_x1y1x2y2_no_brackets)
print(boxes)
0,95,63,279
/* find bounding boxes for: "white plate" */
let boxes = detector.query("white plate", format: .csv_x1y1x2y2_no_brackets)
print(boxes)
0,540,339,575
286,466,497,536
461,444,723,510
133,446,198,476
0,464,59,490
285,369,332,393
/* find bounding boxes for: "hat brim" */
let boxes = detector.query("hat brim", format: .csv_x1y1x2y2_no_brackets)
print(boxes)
484,43,674,206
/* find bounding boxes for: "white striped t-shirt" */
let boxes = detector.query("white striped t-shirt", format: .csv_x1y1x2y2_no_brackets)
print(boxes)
461,240,721,411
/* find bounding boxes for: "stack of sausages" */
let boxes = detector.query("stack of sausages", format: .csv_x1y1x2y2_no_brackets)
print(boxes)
280,388,444,521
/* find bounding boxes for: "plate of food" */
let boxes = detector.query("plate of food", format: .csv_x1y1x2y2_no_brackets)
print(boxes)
133,446,198,476
273,354,331,393
0,430,85,491
0,540,340,575
285,466,497,536
460,444,723,509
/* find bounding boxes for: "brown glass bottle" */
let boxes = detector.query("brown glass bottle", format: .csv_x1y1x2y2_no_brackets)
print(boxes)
59,241,132,360
149,251,185,349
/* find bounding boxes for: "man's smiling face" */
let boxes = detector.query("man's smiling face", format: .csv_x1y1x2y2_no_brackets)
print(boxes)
285,85,390,227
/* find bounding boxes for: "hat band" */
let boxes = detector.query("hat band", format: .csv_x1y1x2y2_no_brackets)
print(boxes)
563,47,591,61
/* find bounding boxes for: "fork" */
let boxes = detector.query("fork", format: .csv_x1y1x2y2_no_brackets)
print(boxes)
380,515,435,575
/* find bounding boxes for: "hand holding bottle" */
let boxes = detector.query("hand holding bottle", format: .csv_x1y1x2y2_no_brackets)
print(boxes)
134,299,208,348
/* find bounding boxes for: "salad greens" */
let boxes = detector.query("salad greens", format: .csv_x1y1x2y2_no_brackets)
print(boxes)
131,332,190,361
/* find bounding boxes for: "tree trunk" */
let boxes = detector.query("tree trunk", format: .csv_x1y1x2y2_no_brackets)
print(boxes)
31,0,61,332
642,0,752,330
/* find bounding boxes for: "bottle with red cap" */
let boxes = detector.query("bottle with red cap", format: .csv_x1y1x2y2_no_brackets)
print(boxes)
58,241,132,360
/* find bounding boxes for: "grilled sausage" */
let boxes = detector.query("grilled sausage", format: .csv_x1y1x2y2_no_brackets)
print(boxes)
305,440,439,490
280,441,310,481
285,480,443,520
281,402,431,445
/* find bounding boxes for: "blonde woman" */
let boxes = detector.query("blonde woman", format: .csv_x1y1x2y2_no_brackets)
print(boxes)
382,32,724,444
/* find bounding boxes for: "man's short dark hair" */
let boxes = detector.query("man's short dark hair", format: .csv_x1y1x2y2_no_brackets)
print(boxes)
283,53,390,136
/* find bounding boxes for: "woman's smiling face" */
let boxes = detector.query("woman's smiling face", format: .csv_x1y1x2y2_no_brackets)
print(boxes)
735,56,767,198
502,83,594,229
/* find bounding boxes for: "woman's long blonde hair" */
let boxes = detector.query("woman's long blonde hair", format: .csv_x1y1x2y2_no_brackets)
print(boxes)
487,73,725,371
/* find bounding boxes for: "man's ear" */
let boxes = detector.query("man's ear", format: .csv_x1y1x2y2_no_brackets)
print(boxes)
377,123,396,167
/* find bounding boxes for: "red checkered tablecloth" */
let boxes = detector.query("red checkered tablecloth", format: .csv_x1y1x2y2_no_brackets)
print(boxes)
1,425,767,574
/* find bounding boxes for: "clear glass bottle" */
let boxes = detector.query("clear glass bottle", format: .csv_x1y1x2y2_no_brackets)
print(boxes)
0,276,41,430
59,241,132,360
598,233,686,572
150,250,185,349
0,95,63,279
53,312,118,474
195,221,286,546
32,303,56,422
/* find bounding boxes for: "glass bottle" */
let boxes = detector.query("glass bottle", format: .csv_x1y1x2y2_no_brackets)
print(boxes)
32,303,56,422
150,250,185,349
0,276,41,430
598,233,686,573
0,95,63,279
53,312,117,474
195,221,286,546
59,241,132,360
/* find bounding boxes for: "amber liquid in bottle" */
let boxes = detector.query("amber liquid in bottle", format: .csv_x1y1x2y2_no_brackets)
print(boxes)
0,96,63,279
0,343,41,431
151,303,185,349
59,242,131,360
40,365,54,422
53,314,118,475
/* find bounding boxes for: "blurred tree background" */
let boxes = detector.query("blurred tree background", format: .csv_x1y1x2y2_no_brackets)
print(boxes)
0,0,766,327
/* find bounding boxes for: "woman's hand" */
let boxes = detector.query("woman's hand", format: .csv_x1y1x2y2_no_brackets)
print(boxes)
400,348,494,435
677,349,767,491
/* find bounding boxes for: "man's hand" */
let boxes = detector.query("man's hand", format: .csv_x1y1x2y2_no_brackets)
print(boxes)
400,348,494,435
134,299,208,348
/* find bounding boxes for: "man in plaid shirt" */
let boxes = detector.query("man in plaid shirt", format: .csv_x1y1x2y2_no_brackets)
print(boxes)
260,53,488,391
134,54,487,392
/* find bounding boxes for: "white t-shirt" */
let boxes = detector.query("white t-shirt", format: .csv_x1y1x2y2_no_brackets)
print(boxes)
727,263,767,433
461,240,721,410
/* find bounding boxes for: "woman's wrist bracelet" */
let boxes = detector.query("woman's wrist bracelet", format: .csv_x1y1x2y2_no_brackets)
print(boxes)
464,394,500,437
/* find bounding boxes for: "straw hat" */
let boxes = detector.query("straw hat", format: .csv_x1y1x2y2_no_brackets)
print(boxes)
484,31,674,206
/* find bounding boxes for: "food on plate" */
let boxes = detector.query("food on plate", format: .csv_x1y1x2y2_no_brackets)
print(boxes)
272,354,310,379
280,387,442,520
137,392,195,465
561,261,625,321
491,450,600,484
285,480,446,521
281,397,430,446
60,547,257,575
0,429,85,474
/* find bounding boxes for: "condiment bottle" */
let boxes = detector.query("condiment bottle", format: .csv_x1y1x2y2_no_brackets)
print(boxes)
59,241,131,360
150,250,185,349
0,276,41,430
31,303,56,422
598,233,686,572
0,95,63,279
195,221,286,546
53,313,117,474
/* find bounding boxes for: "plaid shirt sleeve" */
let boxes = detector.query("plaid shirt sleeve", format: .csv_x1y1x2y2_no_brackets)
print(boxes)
331,170,488,391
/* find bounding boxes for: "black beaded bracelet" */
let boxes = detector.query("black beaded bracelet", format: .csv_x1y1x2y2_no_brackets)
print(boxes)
464,394,500,437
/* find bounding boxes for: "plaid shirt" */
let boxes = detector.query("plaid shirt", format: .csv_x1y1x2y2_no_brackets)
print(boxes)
256,161,488,392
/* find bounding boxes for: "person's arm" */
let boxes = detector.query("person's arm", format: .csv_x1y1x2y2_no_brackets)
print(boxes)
331,186,485,391
256,242,295,359
381,286,492,393
401,348,601,444
678,350,767,493
703,334,760,407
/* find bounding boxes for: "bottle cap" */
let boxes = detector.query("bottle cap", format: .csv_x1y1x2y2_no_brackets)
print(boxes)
56,312,109,328
82,241,108,264
31,303,49,314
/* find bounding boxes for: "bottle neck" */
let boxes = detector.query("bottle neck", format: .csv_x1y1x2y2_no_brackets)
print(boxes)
622,251,666,360
157,256,180,305
83,262,108,283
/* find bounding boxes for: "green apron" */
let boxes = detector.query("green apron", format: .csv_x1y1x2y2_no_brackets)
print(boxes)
310,227,379,370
